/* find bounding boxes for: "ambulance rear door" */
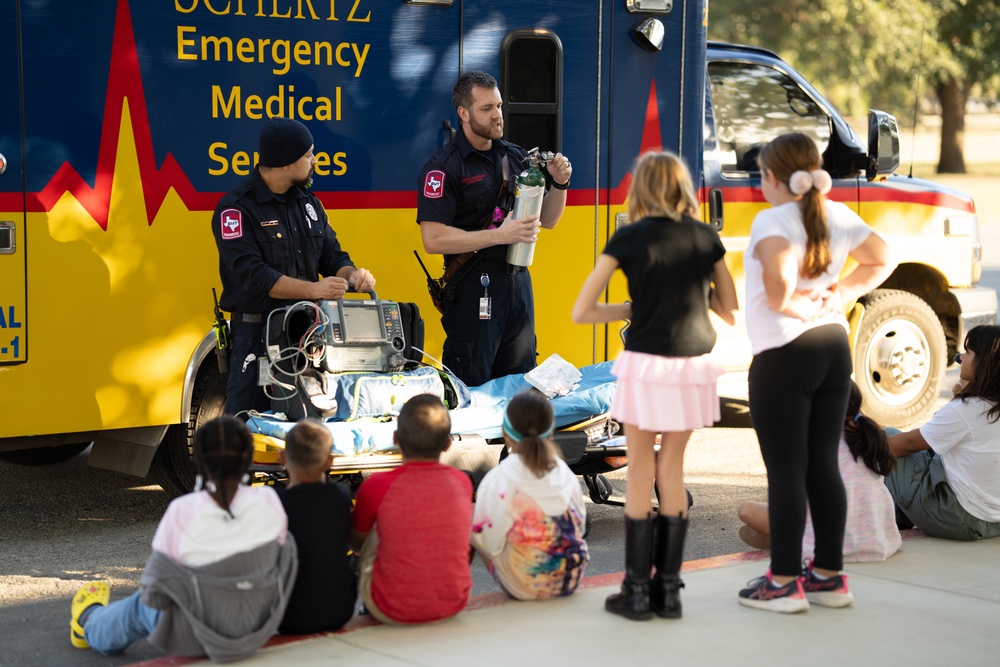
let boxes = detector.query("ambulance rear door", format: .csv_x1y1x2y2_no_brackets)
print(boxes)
0,0,25,365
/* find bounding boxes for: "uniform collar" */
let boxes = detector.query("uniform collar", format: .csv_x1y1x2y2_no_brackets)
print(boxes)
251,167,302,203
455,127,508,162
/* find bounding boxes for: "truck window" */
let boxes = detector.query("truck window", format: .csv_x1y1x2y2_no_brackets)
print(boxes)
500,30,563,154
708,61,830,176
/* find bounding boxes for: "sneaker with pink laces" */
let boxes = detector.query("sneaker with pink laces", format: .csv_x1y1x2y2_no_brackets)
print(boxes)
802,563,854,608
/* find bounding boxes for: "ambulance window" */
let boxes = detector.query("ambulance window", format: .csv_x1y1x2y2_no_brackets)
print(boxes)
501,30,563,154
708,62,831,176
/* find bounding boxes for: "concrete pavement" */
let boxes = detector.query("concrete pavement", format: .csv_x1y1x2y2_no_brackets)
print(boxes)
130,532,1000,667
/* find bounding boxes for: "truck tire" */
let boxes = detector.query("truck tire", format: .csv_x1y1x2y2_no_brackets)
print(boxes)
0,442,90,465
853,289,946,429
149,365,227,498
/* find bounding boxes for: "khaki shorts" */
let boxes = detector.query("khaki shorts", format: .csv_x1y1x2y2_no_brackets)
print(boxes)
885,450,1000,541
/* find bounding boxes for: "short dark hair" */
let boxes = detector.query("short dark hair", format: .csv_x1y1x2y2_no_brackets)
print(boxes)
284,419,333,470
452,71,497,111
396,394,452,459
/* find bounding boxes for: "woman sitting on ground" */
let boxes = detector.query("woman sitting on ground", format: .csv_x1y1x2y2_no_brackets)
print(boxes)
886,324,1000,541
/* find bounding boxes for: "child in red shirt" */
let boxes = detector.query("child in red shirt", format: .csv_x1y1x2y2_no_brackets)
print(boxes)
350,394,473,624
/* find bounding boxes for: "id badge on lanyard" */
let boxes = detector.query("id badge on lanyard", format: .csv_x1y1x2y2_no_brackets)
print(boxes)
479,273,491,320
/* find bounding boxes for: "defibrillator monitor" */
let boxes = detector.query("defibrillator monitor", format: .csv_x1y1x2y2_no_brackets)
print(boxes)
319,299,406,373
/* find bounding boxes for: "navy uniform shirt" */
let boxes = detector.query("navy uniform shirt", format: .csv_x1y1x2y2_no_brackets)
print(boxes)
416,129,528,264
212,168,355,314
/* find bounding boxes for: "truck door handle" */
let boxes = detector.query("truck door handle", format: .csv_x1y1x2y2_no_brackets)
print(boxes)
709,188,724,231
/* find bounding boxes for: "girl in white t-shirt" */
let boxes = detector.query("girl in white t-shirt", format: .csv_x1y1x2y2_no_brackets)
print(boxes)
887,324,1000,540
738,133,894,614
737,380,902,562
471,391,589,600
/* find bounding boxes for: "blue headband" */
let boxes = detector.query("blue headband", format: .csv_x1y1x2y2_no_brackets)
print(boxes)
502,412,554,442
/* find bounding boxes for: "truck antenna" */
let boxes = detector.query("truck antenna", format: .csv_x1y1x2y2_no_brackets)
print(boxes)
908,21,925,179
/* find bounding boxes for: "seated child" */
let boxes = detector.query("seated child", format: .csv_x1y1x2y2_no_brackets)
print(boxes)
349,394,473,624
886,324,1000,541
70,416,297,662
276,419,356,634
737,380,902,562
472,390,589,599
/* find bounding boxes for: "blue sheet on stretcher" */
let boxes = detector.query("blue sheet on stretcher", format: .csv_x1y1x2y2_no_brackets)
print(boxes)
246,361,617,456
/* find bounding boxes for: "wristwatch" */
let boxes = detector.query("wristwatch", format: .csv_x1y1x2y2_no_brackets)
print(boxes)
551,179,570,190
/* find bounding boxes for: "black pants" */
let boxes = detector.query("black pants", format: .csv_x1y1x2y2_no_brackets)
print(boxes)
441,259,537,387
748,324,852,575
225,317,269,417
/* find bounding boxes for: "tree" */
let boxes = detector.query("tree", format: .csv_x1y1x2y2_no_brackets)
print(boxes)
932,1,1000,172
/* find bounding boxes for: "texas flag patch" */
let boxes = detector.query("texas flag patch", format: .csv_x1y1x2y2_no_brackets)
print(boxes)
423,170,445,198
220,208,243,240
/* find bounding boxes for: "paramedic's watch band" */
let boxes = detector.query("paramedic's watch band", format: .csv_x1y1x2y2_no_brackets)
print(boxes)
551,179,570,190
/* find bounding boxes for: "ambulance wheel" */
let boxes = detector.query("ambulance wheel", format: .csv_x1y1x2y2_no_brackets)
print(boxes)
854,289,946,430
0,442,89,465
149,364,227,497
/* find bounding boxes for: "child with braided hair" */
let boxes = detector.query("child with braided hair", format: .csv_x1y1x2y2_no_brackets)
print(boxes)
737,380,902,563
70,416,297,662
471,390,589,600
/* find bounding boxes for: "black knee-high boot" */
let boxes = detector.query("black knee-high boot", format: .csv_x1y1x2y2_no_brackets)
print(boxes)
605,515,655,621
651,514,688,619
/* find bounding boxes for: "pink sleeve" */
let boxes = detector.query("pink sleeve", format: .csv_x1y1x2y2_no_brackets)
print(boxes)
151,496,194,562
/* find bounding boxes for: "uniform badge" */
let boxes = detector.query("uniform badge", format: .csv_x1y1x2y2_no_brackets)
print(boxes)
220,208,243,240
260,220,278,227
424,170,445,198
304,203,319,221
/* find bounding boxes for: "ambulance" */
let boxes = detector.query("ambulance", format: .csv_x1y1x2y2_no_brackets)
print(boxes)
1,0,994,494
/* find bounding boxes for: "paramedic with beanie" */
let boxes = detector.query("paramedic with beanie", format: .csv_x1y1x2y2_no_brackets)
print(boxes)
212,118,376,417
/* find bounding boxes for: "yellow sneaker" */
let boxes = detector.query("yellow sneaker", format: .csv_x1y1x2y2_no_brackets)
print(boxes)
70,582,110,649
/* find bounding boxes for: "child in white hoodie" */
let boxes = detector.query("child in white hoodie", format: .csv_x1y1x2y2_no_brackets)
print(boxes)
471,391,589,600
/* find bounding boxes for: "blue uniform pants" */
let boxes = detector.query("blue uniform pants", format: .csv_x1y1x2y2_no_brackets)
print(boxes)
441,260,537,387
225,318,269,417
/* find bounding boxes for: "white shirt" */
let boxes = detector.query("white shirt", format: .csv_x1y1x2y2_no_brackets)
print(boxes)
745,200,872,354
151,486,288,566
920,397,1000,522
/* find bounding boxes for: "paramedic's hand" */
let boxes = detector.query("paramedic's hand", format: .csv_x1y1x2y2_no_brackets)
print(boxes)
953,378,968,396
546,152,572,187
349,268,376,294
313,276,351,300
497,212,541,244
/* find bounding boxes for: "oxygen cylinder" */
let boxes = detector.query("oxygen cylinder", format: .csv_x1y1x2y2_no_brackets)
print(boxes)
506,149,548,267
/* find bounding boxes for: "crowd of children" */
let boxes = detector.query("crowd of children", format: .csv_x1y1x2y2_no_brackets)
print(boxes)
68,134,1000,660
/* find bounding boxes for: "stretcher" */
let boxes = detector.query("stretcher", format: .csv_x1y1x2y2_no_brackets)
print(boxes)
246,361,629,505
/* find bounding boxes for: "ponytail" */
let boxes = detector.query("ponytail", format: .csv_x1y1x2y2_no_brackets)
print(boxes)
503,391,560,479
758,134,832,278
843,383,895,476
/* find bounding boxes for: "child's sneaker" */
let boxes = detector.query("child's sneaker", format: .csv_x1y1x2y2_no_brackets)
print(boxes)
738,571,809,613
802,564,854,608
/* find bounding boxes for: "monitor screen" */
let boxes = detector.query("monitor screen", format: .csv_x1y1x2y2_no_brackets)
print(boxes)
341,304,384,342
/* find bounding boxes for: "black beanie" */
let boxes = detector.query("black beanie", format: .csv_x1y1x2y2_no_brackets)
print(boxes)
258,118,314,167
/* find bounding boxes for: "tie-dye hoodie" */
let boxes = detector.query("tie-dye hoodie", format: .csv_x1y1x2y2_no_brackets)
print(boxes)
471,453,589,600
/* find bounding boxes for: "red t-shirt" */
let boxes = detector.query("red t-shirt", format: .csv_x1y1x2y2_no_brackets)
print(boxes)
353,461,473,623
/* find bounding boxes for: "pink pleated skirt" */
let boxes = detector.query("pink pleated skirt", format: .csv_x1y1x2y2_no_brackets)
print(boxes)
609,350,724,432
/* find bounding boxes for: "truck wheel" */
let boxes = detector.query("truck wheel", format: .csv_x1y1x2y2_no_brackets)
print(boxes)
854,289,946,429
149,365,227,497
0,442,90,465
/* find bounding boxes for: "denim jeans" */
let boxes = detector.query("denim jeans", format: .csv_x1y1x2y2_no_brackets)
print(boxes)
84,590,162,655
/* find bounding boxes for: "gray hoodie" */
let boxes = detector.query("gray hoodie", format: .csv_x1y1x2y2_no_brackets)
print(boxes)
140,536,297,663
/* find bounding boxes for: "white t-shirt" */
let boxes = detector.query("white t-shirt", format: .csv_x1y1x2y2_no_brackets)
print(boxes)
745,200,873,354
919,397,1000,522
151,486,288,566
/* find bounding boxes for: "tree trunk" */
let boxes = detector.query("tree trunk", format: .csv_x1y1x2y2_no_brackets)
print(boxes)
936,78,968,174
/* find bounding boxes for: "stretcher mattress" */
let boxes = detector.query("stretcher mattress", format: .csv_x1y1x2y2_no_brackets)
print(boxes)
246,361,617,456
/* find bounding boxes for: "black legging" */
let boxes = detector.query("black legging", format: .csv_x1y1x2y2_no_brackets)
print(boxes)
749,324,852,576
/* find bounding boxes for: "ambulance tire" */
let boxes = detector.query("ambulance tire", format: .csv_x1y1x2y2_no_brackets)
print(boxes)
149,364,227,498
853,289,946,430
0,442,90,465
